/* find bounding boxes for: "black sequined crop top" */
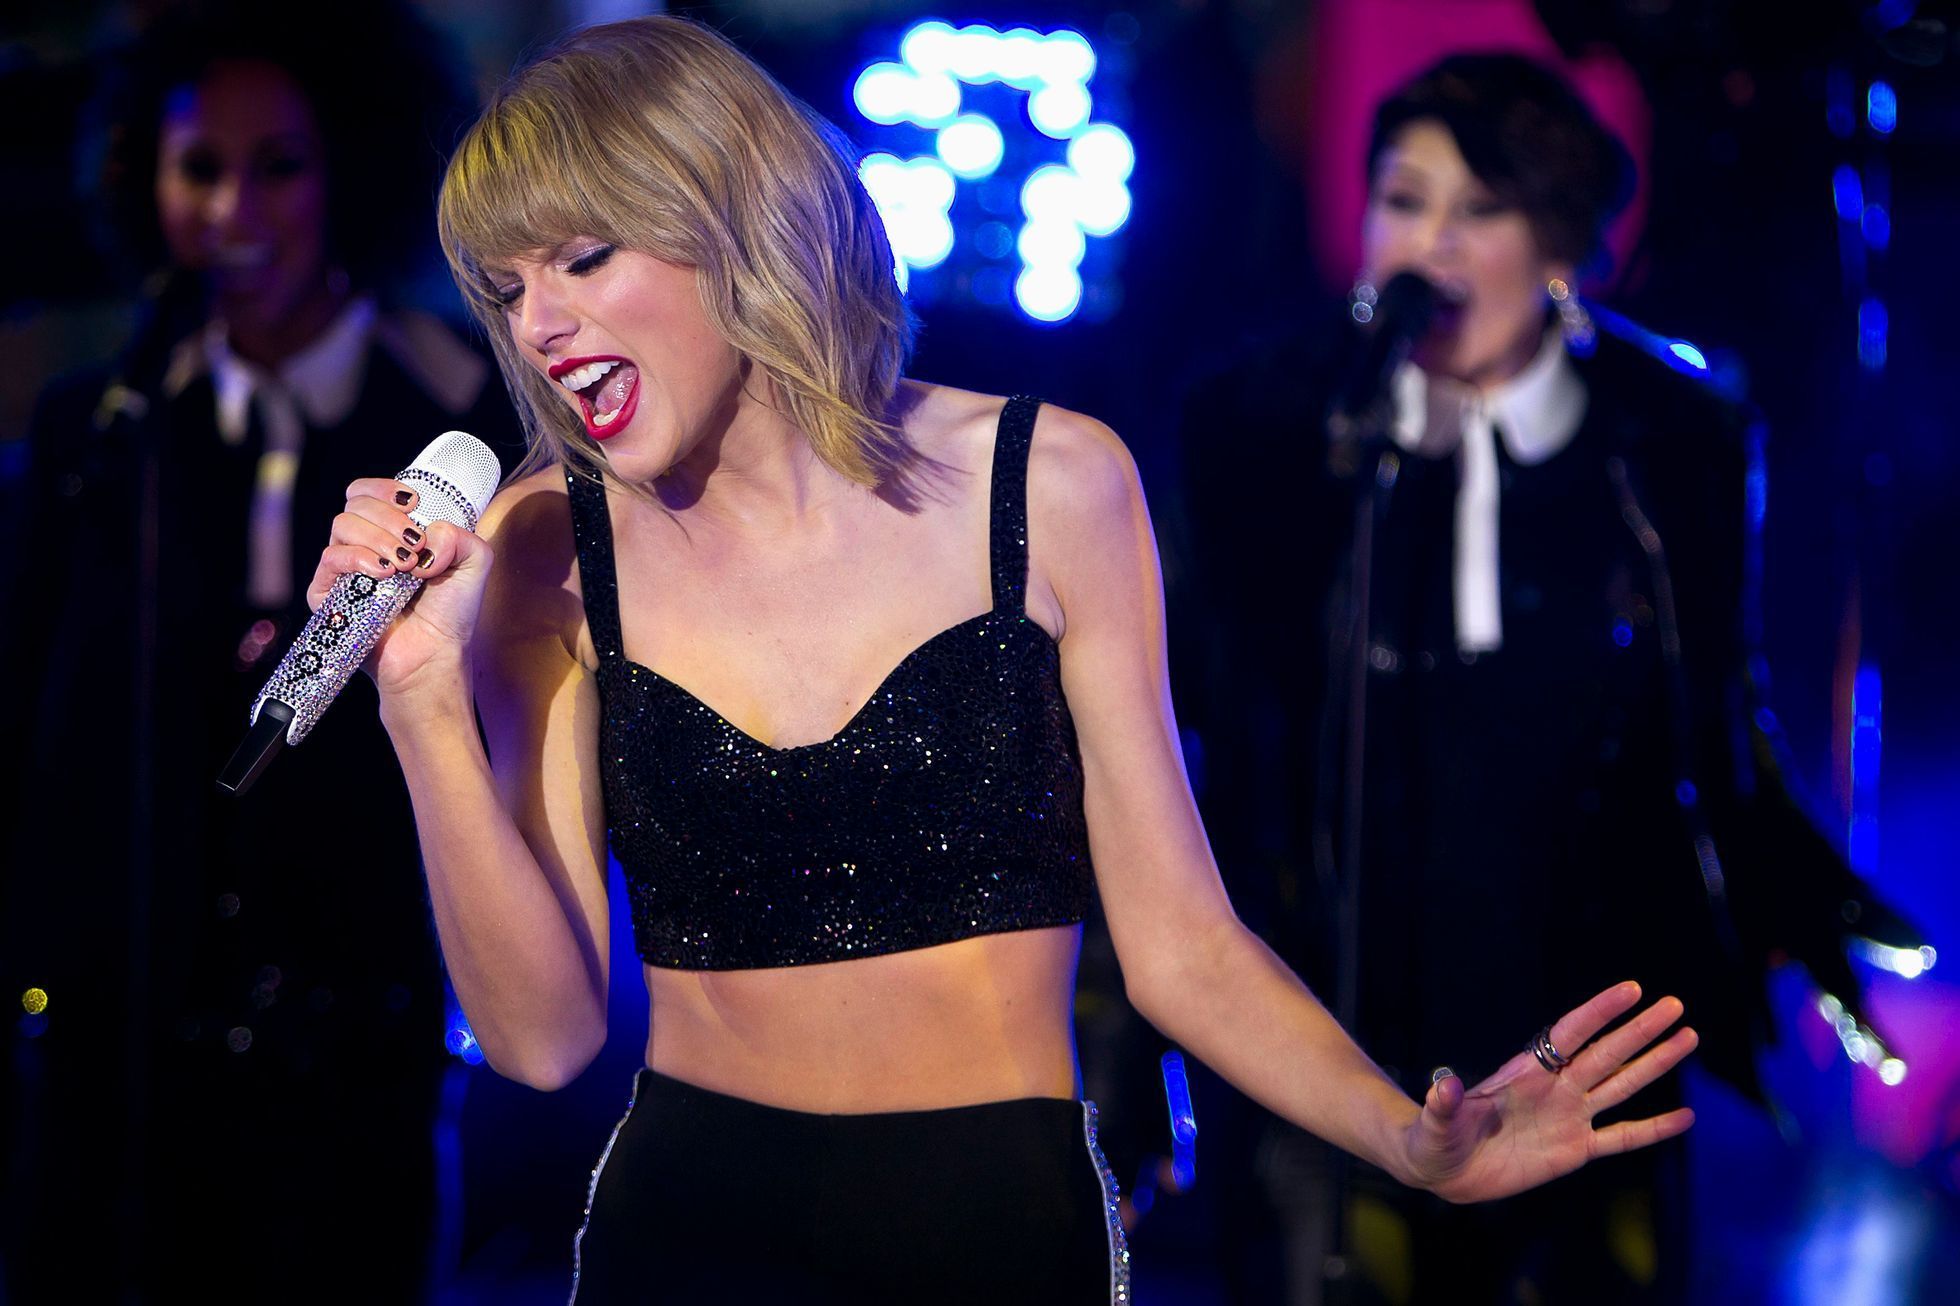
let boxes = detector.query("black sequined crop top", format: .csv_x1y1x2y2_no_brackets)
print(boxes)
564,395,1096,970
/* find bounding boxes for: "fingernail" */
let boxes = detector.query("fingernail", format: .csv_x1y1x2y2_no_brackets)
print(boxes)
415,549,434,568
394,489,414,506
376,555,391,569
396,547,413,563
402,527,422,545
1430,1066,1455,1085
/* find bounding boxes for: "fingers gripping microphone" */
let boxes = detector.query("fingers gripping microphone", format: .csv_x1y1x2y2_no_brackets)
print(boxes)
218,431,502,796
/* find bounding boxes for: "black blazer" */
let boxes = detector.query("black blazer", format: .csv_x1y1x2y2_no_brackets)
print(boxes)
1170,308,1914,1099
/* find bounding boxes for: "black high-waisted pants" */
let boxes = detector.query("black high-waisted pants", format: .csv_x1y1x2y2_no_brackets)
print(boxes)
569,1070,1130,1304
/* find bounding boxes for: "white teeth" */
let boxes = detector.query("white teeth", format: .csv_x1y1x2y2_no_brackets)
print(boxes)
556,359,619,394
593,406,621,427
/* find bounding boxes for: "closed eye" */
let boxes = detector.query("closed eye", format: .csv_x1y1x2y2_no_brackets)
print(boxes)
568,244,615,276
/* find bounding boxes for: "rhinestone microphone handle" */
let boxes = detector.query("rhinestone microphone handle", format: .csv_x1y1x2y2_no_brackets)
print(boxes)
247,465,477,744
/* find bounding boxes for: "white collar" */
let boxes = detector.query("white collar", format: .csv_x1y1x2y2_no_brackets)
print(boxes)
1390,328,1587,466
166,296,377,442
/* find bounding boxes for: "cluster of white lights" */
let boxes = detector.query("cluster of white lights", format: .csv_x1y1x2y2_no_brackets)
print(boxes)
853,22,1135,323
1816,991,1907,1086
859,153,958,291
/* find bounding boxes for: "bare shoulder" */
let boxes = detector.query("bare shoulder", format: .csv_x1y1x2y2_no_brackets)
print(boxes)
477,465,588,655
894,378,1011,476
1027,401,1146,558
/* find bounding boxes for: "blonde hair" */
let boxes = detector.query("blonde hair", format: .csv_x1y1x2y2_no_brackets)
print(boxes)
437,15,915,488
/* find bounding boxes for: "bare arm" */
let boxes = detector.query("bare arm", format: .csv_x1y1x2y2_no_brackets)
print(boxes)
1027,407,1696,1200
311,471,611,1090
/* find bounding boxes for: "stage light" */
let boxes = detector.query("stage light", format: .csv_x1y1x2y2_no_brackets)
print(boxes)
937,114,1005,178
1074,178,1133,237
854,62,913,124
1029,81,1092,138
21,988,47,1014
1017,217,1087,268
1867,81,1896,134
1016,265,1083,322
1861,203,1891,250
1668,341,1709,371
860,153,958,276
855,21,1132,323
1858,297,1888,370
1037,29,1096,84
1068,124,1135,181
1832,165,1864,221
1849,939,1936,979
1020,164,1078,223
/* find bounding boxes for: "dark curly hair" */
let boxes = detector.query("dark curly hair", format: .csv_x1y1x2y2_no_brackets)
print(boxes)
86,0,477,297
1367,53,1635,274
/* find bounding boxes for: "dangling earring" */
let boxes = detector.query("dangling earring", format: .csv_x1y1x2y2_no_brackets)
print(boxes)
1348,277,1379,324
1547,277,1595,355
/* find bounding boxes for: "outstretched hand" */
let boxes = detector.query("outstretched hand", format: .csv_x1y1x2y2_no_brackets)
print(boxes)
1401,981,1698,1204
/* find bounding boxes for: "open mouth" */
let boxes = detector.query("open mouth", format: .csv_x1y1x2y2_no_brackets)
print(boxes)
1428,280,1470,336
550,355,641,440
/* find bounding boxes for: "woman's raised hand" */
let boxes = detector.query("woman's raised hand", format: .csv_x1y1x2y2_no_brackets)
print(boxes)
305,476,496,699
1400,981,1698,1204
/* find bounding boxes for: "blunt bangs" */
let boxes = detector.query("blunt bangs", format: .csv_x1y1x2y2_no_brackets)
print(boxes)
437,15,916,492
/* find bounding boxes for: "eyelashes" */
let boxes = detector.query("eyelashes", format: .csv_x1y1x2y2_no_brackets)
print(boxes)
490,243,616,309
568,244,616,275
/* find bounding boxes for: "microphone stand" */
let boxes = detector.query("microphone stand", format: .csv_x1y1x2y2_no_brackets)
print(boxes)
92,268,203,1279
1315,379,1403,1305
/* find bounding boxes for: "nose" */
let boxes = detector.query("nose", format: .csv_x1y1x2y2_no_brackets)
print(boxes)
512,277,580,356
204,171,264,236
1410,209,1463,265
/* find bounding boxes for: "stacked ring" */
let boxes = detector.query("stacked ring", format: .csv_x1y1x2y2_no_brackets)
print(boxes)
1530,1026,1571,1075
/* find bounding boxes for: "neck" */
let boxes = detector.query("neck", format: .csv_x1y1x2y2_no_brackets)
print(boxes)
1463,320,1554,395
655,368,864,529
221,277,351,369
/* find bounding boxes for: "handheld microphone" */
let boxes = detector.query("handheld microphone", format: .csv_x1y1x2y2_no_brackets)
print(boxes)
1330,270,1440,435
218,431,502,796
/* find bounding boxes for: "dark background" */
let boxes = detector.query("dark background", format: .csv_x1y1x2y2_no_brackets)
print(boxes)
2,0,1956,1300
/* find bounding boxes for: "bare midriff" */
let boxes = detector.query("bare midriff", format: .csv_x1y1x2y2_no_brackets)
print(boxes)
642,924,1084,1113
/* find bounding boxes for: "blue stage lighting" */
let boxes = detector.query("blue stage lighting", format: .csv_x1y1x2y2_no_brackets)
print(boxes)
936,114,1005,178
1866,81,1897,135
1858,297,1888,370
853,22,1132,323
1668,341,1709,371
1861,202,1891,250
1832,165,1864,221
1016,264,1083,321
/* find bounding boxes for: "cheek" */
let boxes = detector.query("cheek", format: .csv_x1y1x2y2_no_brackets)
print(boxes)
1464,222,1545,303
268,177,330,255
1359,208,1413,277
153,174,207,264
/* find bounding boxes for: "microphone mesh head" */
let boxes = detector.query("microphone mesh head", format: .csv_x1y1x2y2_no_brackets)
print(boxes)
402,431,503,522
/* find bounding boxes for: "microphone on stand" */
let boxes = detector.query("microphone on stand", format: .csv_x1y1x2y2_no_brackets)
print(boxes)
217,430,502,796
1329,270,1440,441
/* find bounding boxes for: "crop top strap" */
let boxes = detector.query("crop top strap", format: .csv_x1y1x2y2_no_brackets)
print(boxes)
989,395,1042,612
563,465,624,663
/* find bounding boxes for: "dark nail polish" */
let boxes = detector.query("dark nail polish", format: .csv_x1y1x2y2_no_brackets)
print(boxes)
415,549,435,569
402,527,422,545
396,547,413,562
394,489,414,506
376,555,391,569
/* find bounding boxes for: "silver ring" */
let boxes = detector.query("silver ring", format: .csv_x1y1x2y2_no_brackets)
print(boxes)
1530,1026,1571,1074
